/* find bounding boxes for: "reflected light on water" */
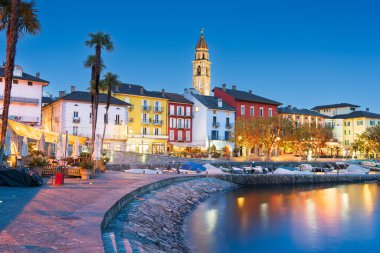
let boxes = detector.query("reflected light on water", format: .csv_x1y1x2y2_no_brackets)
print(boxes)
205,209,218,233
236,197,245,209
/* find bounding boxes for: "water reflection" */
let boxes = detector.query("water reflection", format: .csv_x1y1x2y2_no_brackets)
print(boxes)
186,183,380,253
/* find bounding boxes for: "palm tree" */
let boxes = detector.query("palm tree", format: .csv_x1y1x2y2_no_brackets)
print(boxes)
84,55,106,93
100,72,120,148
84,32,113,148
0,0,40,158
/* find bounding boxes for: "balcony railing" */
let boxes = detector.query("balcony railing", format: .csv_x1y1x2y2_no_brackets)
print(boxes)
9,115,39,123
225,123,234,129
142,106,151,111
153,107,163,113
73,117,80,123
141,119,151,124
177,124,185,129
153,120,163,125
212,122,220,128
114,120,123,125
0,95,39,104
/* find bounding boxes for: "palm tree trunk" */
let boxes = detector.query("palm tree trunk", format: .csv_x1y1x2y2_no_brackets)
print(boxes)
101,82,112,149
90,65,96,147
0,0,20,159
92,46,101,154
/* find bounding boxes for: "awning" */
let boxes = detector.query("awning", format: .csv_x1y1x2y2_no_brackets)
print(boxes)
8,119,87,145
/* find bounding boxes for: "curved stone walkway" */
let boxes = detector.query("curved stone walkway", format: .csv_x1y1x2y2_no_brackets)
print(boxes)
0,171,180,253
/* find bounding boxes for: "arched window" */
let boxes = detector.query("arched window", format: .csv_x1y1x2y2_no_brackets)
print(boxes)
197,66,201,76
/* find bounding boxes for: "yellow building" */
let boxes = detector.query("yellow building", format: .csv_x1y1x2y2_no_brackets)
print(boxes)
112,84,169,154
339,110,380,149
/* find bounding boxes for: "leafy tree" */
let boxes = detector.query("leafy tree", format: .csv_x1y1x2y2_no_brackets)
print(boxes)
233,118,259,156
0,0,40,158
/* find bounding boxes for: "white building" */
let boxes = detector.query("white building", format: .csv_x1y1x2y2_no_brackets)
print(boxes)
312,103,360,117
41,90,130,150
0,65,49,125
184,88,235,152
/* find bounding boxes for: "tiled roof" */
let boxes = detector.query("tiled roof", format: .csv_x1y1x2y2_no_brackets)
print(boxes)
42,96,54,104
165,92,193,104
193,94,234,111
214,87,282,106
278,107,329,118
196,34,208,49
56,91,130,106
311,103,360,110
113,83,167,99
0,67,49,83
332,111,380,119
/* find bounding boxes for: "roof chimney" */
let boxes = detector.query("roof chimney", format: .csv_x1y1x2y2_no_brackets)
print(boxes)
366,108,370,112
232,85,237,90
58,91,66,98
162,88,166,97
49,94,53,99
184,88,189,93
248,89,252,94
36,72,40,78
217,98,223,108
70,85,75,93
140,87,144,95
222,83,227,91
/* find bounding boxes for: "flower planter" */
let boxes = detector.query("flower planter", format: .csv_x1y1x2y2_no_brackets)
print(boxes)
80,169,91,180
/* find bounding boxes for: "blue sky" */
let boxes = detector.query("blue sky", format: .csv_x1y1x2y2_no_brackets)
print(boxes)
0,0,380,111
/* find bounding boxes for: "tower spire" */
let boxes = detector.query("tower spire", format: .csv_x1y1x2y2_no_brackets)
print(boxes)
192,29,211,96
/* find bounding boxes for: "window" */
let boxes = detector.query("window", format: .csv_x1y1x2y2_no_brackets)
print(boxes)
177,118,183,128
357,120,363,126
225,131,231,141
170,105,175,115
226,117,230,127
170,117,176,128
178,130,183,141
13,80,18,84
250,106,254,116
89,113,92,123
142,127,148,135
73,111,79,118
142,113,148,123
177,106,184,116
185,119,190,128
269,108,273,117
378,121,380,126
370,120,375,126
154,128,160,135
115,114,120,125
211,130,218,140
28,81,33,86
0,78,2,82
197,66,201,75
260,107,264,117
241,105,245,115
186,106,191,116
169,130,174,140
73,126,78,136
186,131,191,141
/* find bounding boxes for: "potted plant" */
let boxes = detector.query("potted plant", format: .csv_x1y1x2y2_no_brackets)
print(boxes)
79,158,93,180
28,150,49,176
99,152,110,173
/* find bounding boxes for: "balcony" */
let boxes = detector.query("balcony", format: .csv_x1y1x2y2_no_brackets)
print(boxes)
225,123,234,129
169,111,176,116
9,115,39,123
142,106,151,112
153,107,164,113
114,120,123,125
141,119,151,124
177,124,185,129
73,117,80,123
128,105,134,111
153,120,163,125
212,122,220,128
0,95,39,105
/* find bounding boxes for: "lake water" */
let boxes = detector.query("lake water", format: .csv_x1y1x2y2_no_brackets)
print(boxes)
185,183,380,253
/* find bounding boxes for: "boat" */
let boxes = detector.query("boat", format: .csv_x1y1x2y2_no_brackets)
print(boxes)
298,164,313,172
231,167,244,174
242,166,267,174
329,162,370,174
273,167,313,175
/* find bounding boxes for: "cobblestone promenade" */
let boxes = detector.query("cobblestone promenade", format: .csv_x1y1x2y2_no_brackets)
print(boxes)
0,172,177,253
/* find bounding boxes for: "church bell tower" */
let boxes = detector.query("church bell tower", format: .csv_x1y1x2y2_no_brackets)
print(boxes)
192,29,211,95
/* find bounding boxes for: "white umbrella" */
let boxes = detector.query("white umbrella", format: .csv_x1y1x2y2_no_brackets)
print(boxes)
38,133,46,154
4,128,12,157
71,137,80,159
56,132,64,160
92,135,101,161
21,136,28,157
